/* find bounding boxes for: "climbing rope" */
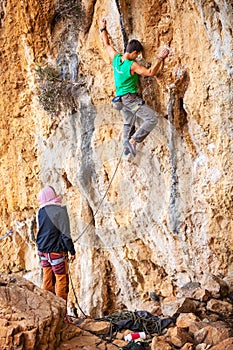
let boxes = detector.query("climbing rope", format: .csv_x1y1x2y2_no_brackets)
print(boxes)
74,6,131,244
73,148,124,243
68,261,87,318
95,310,163,335
69,105,141,320
73,105,139,244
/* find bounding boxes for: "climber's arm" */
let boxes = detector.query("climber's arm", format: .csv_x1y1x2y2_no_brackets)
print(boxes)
131,48,169,77
100,18,118,59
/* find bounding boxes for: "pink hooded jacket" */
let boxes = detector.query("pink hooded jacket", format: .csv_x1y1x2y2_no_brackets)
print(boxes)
38,186,62,207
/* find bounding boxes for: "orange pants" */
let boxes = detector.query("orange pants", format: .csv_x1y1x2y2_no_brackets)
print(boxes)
39,252,69,301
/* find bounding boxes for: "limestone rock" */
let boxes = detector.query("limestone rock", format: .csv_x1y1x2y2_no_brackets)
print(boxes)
194,321,233,347
180,282,211,302
180,343,195,350
0,273,66,350
176,313,201,328
165,326,194,347
78,318,110,334
209,337,233,350
200,274,229,298
60,323,82,343
58,329,118,350
196,345,211,350
206,299,233,318
151,335,173,350
223,275,233,293
162,297,198,317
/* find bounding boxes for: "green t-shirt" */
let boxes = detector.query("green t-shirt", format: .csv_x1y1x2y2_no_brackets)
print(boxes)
112,53,138,96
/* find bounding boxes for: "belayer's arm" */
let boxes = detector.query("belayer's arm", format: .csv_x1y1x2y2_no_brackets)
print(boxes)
57,206,76,256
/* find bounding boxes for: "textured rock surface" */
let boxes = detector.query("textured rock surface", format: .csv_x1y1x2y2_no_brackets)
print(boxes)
0,273,232,349
0,273,66,350
0,0,232,318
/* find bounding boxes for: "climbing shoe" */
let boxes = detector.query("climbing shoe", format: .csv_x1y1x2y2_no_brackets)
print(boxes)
124,143,131,155
124,140,136,157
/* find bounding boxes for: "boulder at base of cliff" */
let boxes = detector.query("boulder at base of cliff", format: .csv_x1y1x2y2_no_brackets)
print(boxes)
0,273,67,350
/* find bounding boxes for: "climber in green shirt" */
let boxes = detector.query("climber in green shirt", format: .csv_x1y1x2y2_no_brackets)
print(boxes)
100,18,169,157
113,52,139,97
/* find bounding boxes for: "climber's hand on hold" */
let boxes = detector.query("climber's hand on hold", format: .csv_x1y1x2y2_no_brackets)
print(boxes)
157,48,169,60
100,17,117,59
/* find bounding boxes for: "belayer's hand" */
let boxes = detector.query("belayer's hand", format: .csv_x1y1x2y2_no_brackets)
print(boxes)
69,255,76,263
158,48,169,60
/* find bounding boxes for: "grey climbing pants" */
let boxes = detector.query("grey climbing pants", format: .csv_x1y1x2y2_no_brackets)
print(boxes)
121,93,159,144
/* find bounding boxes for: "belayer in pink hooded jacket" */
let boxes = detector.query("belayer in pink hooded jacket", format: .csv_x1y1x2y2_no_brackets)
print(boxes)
36,186,75,301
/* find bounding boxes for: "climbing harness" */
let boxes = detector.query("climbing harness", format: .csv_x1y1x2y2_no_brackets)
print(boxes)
0,229,13,242
112,94,145,112
68,261,87,318
39,253,66,266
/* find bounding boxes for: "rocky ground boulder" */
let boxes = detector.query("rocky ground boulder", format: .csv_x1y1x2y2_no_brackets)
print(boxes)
0,273,66,350
0,273,233,349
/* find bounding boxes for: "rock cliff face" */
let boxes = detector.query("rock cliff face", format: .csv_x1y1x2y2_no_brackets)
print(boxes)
0,0,232,317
